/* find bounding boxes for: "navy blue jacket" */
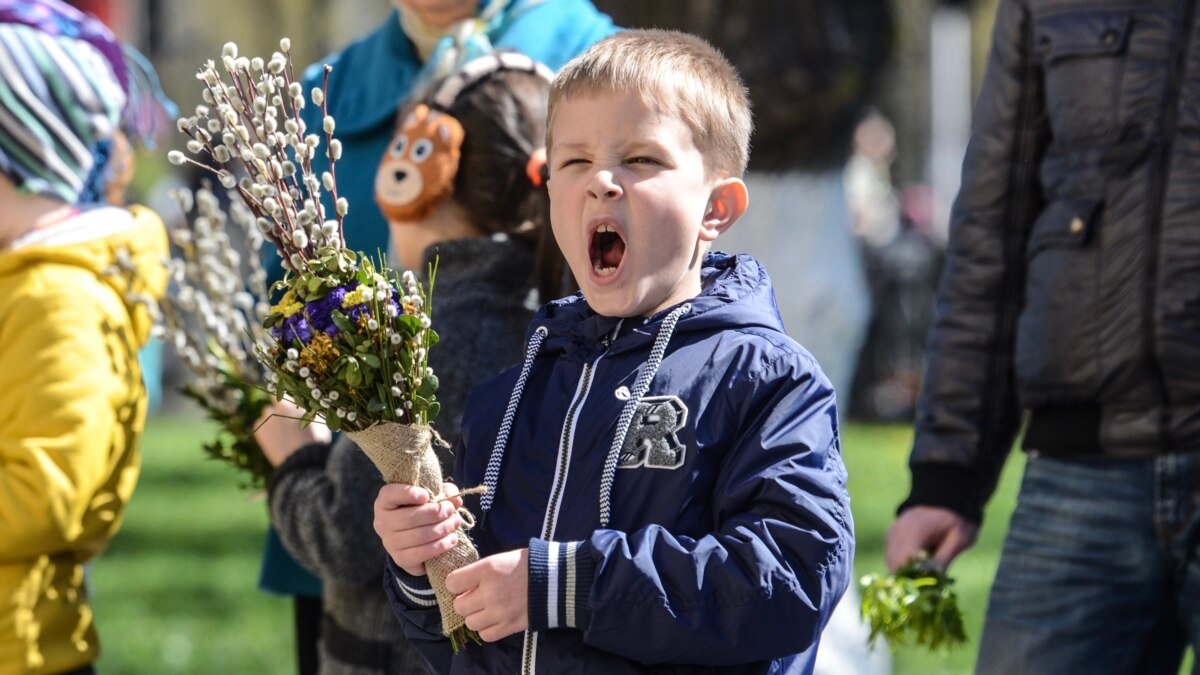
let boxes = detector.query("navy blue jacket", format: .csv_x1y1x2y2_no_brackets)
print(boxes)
387,253,853,674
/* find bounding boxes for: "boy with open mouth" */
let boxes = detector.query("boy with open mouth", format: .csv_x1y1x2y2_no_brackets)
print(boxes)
374,29,853,675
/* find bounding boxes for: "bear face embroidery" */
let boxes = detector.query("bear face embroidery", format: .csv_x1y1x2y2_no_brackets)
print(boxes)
374,103,464,223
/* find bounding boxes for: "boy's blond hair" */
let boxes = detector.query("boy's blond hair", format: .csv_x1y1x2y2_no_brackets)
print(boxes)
547,29,753,178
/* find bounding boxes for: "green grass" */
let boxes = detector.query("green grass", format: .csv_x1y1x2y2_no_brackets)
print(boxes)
843,423,1024,674
91,414,293,674
91,416,1177,674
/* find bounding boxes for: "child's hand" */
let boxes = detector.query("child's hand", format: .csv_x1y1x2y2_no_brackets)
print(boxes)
253,398,331,466
445,548,529,642
374,482,463,577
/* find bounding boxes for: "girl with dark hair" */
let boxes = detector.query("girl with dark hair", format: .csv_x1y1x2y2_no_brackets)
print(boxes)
252,53,566,675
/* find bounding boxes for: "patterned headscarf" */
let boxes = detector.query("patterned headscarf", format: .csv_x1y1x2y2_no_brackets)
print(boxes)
0,0,174,204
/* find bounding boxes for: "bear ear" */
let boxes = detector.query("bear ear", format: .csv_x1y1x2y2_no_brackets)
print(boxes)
403,103,430,130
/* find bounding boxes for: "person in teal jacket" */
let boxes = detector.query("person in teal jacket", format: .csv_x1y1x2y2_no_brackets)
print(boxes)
262,0,616,278
257,2,615,673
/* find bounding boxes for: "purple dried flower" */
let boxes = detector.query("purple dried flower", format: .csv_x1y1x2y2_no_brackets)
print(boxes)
271,314,312,344
306,282,355,332
346,304,371,324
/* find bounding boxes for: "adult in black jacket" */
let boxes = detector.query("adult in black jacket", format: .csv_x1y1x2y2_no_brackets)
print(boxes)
888,1,1200,672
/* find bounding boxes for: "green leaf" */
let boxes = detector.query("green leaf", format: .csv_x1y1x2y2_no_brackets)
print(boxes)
339,356,362,387
859,554,967,652
331,309,354,334
361,353,381,369
397,314,421,336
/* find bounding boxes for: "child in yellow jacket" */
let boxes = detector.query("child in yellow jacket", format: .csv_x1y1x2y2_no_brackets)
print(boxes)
0,3,168,672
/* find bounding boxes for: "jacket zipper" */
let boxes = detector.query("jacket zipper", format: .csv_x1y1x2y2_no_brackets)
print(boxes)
520,322,620,675
1142,0,1195,447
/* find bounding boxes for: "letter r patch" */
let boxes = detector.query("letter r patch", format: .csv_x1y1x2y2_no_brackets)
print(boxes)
618,395,688,470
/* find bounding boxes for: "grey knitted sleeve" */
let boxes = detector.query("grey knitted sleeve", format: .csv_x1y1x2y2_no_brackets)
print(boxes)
268,435,390,586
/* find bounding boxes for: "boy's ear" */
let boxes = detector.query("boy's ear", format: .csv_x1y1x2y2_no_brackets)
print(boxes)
699,177,749,242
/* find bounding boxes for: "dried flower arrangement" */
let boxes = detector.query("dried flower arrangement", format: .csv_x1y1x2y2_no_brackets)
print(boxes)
166,39,479,648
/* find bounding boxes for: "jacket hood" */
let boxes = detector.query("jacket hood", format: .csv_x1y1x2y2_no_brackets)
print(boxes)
0,205,167,344
531,252,786,356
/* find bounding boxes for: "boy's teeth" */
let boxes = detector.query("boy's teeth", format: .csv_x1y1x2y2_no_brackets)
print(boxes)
597,224,614,233
593,262,617,277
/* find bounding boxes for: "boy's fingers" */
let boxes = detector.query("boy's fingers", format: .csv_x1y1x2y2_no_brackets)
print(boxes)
452,587,483,618
436,482,465,509
468,615,505,642
382,515,462,550
376,483,431,510
444,562,481,595
378,504,461,535
393,532,459,575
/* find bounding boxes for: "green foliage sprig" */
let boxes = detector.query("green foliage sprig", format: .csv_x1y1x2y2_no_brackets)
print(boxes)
179,347,274,489
859,554,967,651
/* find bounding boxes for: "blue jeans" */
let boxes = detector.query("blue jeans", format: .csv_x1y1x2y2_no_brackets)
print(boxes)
978,453,1200,674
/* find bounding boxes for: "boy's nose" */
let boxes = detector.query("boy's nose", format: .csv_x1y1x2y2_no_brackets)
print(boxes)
587,170,622,200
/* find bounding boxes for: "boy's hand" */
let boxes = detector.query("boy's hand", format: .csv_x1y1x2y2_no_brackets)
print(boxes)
374,482,463,577
445,548,529,642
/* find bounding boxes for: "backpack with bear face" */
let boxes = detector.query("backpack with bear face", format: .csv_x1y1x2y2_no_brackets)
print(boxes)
375,103,463,223
374,52,552,224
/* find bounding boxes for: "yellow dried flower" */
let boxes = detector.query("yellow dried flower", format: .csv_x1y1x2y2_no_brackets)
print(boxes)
341,286,374,307
271,290,304,318
298,332,338,377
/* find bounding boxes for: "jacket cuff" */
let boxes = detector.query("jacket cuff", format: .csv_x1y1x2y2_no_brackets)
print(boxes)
898,464,984,524
385,557,439,609
527,538,595,632
267,442,330,498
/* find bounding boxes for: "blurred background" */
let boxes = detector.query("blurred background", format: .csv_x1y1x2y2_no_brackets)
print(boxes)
64,1,1031,674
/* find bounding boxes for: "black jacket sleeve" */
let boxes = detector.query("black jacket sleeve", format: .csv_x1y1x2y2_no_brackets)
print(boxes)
902,0,1050,524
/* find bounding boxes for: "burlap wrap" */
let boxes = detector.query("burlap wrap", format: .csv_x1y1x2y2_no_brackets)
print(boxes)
348,423,478,637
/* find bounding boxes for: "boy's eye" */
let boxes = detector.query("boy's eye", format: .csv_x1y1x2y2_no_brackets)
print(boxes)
627,156,661,166
558,158,588,169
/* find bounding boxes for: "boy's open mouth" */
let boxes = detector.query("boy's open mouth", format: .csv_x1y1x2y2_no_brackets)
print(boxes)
589,224,625,277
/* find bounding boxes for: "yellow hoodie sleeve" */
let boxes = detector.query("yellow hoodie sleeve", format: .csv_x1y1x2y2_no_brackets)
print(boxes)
0,272,143,564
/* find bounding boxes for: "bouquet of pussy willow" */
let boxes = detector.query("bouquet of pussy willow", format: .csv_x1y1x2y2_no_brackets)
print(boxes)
859,554,967,652
155,180,275,489
169,39,480,647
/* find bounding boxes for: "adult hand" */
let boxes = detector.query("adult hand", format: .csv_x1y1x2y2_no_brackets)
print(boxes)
374,482,463,576
446,548,529,642
253,398,331,466
886,505,979,572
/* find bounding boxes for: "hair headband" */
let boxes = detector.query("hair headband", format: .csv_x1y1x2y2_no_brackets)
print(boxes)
375,52,554,223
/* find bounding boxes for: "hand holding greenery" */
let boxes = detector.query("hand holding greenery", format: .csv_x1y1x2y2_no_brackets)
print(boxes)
859,553,967,651
169,38,477,648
